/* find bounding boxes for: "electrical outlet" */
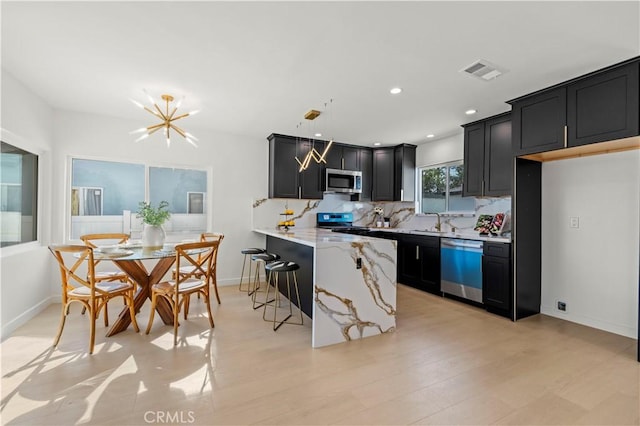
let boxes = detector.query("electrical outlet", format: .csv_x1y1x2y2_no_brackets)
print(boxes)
557,301,566,311
570,217,579,228
356,258,362,269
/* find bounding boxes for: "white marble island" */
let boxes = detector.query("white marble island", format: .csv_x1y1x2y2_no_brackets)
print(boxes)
253,228,397,348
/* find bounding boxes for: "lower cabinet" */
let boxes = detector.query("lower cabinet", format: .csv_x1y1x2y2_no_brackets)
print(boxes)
397,234,440,295
482,242,512,318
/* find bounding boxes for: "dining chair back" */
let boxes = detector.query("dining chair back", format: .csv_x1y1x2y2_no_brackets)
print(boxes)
79,233,133,326
48,244,139,354
146,240,220,345
174,232,225,305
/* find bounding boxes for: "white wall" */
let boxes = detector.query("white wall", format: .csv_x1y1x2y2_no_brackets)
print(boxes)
51,110,268,290
415,131,463,167
541,150,640,338
1,69,55,339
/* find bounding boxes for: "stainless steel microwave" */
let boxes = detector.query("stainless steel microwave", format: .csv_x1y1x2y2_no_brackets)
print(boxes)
325,168,362,194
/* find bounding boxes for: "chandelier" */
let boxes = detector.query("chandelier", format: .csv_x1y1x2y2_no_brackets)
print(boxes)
295,101,334,172
130,91,200,147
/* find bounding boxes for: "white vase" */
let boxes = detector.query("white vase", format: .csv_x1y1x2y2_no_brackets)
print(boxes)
142,224,166,249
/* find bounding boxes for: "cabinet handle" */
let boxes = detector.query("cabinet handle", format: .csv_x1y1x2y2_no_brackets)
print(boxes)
401,189,404,200
415,245,419,260
298,186,301,199
482,180,485,197
564,125,568,148
341,158,345,169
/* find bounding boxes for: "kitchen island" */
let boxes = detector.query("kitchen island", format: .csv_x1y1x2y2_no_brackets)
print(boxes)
253,228,397,348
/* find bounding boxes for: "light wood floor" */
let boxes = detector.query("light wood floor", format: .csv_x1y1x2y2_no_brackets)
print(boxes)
1,284,638,425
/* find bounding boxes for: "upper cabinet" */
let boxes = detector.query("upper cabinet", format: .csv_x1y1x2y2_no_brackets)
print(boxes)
372,148,394,201
326,143,360,170
463,112,512,197
510,58,639,157
394,144,416,202
268,134,324,199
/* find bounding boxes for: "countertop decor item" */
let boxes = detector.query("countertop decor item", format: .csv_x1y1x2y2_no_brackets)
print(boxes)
473,214,494,235
130,90,200,147
278,207,295,231
137,201,171,249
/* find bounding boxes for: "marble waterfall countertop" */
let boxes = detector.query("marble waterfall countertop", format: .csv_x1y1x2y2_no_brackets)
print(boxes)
253,227,397,348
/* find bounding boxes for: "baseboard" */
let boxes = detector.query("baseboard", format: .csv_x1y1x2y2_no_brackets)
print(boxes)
1,296,57,341
540,305,637,339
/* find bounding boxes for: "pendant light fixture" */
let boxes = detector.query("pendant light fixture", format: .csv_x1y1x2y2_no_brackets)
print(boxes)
295,99,334,172
130,90,200,147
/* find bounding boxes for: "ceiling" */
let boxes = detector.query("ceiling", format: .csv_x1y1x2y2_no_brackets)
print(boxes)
2,1,639,147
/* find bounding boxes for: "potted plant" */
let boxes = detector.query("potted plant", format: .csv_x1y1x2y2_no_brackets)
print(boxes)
137,201,171,249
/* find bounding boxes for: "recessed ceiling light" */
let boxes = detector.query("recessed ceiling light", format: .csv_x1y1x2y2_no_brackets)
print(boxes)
426,134,435,138
373,142,381,146
315,133,322,137
390,87,402,95
465,109,477,115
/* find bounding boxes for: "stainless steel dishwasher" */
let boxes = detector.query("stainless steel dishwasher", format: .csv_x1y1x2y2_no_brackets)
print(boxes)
440,238,483,303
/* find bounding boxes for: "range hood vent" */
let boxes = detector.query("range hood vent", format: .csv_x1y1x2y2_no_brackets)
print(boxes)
461,59,506,81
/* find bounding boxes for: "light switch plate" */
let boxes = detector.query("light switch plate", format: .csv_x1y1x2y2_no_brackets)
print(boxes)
570,216,579,228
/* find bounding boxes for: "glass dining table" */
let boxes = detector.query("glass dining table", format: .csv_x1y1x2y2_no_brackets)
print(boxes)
96,247,178,337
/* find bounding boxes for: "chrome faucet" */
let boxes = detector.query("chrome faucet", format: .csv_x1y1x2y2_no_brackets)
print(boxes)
426,212,441,232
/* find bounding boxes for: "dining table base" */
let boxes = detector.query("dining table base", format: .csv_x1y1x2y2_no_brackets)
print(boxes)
106,257,176,337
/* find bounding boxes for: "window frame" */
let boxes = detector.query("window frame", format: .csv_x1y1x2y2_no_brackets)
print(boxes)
416,160,474,215
0,136,43,254
65,155,212,242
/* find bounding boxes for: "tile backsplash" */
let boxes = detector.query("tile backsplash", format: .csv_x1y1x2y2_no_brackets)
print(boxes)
252,194,511,236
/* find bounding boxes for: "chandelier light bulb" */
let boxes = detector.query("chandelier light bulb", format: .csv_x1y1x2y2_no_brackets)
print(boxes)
135,133,150,143
130,127,147,134
187,109,200,116
130,98,145,109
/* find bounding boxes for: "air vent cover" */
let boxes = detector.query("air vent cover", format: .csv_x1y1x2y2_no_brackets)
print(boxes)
461,59,506,81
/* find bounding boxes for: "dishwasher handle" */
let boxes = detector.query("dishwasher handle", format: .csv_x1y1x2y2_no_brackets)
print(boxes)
441,239,483,251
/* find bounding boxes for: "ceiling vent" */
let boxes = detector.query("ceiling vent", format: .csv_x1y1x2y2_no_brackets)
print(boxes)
461,59,506,81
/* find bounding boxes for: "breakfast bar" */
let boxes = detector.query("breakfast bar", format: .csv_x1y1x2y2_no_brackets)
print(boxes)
253,228,397,348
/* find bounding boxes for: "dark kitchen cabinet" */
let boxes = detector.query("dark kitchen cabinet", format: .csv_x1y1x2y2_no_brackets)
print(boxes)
359,148,373,201
298,139,325,199
372,148,394,201
394,144,416,202
325,143,359,170
267,133,324,199
510,58,639,156
397,234,440,295
567,61,639,147
482,242,512,318
463,113,512,197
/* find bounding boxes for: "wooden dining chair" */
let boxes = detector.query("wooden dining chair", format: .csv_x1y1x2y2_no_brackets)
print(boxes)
173,233,224,307
80,233,133,326
146,240,219,345
48,244,139,354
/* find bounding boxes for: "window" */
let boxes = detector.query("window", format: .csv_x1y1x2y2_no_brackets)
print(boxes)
70,158,208,239
418,161,474,214
1,142,38,247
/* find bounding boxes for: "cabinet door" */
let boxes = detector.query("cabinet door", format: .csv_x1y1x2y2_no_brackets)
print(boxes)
342,146,359,170
484,115,512,196
463,122,485,196
420,244,441,295
325,145,343,170
567,62,639,147
398,240,421,288
372,148,394,201
269,136,299,198
359,148,373,201
482,255,511,314
394,145,416,202
512,87,567,156
298,140,324,199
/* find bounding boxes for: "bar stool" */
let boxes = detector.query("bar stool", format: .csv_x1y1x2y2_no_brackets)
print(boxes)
263,260,303,331
239,248,265,294
250,252,280,310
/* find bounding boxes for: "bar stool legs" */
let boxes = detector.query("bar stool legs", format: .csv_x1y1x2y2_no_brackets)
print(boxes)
263,261,303,331
239,248,265,294
250,253,280,310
